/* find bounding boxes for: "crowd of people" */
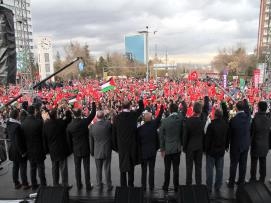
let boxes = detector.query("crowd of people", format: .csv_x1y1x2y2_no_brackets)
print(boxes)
0,76,271,194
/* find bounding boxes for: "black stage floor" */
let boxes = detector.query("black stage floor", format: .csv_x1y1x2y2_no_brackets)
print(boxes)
0,152,271,203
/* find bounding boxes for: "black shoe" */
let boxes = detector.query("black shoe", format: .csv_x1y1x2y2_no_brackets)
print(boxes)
227,181,234,189
65,185,73,190
32,184,40,191
162,186,168,192
86,184,93,191
77,184,83,190
15,183,22,190
107,185,113,192
249,178,257,183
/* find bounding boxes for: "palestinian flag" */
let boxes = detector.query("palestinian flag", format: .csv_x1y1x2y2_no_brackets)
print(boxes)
101,77,116,93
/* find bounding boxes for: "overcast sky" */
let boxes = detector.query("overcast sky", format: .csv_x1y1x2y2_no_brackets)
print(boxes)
31,0,260,63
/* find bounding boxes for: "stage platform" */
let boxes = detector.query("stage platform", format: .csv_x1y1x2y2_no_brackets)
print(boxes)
0,152,271,203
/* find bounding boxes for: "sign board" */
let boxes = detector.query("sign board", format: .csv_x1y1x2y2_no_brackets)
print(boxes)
153,64,177,69
257,63,266,84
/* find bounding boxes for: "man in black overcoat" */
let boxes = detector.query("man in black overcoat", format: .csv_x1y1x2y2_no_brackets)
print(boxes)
43,108,71,187
67,102,96,190
227,101,251,188
250,101,271,182
21,106,46,190
6,109,30,189
112,100,144,187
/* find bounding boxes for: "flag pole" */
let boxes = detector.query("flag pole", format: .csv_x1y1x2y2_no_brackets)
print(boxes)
1,57,82,109
206,76,237,103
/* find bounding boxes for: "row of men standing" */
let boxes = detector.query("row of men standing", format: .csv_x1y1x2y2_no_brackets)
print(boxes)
6,99,271,194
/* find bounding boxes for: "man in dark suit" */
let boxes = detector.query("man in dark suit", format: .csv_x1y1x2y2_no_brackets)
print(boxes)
159,103,183,192
43,108,71,187
67,102,96,190
227,101,251,188
112,100,144,187
6,109,30,190
205,109,228,193
89,111,113,191
138,105,164,191
250,101,271,182
183,102,205,186
21,106,46,190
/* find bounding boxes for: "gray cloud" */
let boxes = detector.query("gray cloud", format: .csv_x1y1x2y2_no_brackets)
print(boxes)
31,0,260,63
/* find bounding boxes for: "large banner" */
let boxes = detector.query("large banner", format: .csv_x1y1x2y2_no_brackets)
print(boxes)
0,6,17,85
253,69,260,88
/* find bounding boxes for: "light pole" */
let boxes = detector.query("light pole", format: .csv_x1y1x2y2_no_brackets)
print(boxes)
139,26,149,82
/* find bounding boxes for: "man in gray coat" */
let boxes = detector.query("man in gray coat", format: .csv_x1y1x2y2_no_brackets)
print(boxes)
89,111,113,191
159,103,183,192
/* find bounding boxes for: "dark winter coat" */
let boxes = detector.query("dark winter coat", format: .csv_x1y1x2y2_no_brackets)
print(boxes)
6,119,27,162
250,112,271,157
112,100,144,172
205,118,228,158
21,115,45,162
227,111,250,155
67,104,96,157
43,118,70,161
138,107,163,160
183,116,205,152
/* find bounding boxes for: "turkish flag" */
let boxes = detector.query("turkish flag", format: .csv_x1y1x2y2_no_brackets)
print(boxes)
188,71,198,81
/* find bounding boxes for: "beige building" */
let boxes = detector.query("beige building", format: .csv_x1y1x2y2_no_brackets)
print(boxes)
36,36,54,81
257,0,271,58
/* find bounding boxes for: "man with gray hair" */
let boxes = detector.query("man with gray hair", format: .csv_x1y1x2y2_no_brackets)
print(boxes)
89,110,113,191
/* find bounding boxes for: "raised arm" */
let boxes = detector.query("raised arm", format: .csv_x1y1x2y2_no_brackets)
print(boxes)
84,102,97,126
154,105,164,129
135,100,144,118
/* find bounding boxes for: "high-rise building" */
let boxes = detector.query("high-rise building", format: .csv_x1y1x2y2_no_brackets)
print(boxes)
257,0,271,58
125,34,147,64
2,0,34,82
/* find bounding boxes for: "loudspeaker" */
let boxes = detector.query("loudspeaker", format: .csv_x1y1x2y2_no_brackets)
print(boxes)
35,186,69,203
0,6,16,85
236,182,271,203
114,187,143,203
178,185,210,203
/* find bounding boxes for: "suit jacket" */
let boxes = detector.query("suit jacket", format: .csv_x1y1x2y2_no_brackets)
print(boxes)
183,116,205,152
21,115,45,162
67,104,96,157
250,112,271,157
228,111,250,155
112,100,144,172
138,107,163,159
159,112,183,155
205,118,228,158
89,119,112,159
6,119,27,162
43,118,70,161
